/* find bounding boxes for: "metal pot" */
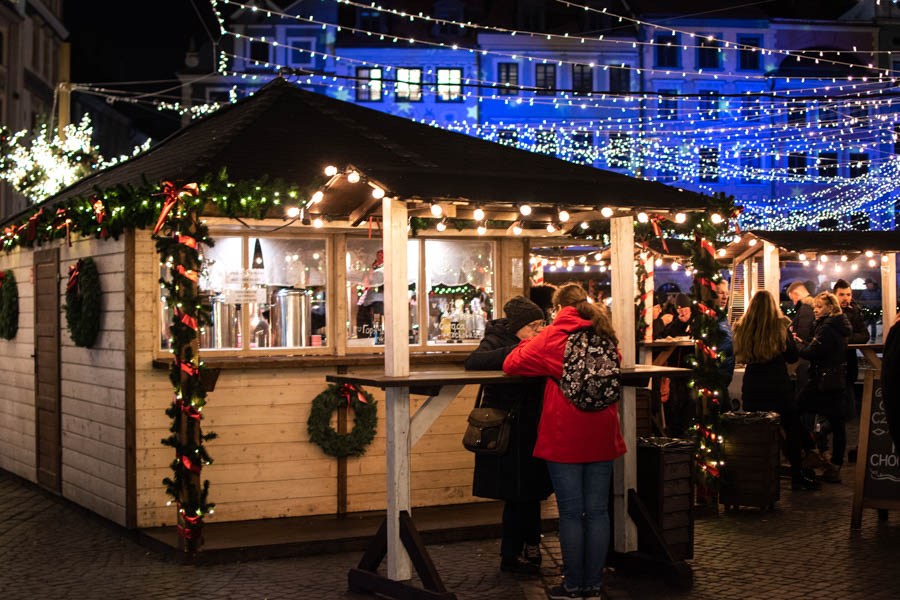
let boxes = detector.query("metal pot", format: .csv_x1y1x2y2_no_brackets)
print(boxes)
210,294,240,348
271,288,311,347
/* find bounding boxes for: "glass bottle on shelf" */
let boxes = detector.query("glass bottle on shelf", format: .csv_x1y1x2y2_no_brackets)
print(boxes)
439,302,452,341
450,301,461,343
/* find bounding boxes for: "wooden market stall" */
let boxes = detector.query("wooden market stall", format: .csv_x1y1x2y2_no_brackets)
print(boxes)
0,77,712,570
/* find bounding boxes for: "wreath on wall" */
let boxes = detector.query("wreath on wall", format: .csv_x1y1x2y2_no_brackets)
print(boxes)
307,384,378,458
64,257,102,348
0,270,19,340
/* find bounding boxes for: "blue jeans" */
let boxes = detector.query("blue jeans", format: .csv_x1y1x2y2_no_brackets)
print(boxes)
546,460,614,590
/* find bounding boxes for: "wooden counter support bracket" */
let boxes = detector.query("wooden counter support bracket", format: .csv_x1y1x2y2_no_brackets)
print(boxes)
410,385,465,447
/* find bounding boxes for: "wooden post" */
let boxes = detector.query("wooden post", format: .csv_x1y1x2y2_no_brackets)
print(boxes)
881,253,897,339
610,216,638,553
643,253,654,344
382,196,412,580
762,241,780,299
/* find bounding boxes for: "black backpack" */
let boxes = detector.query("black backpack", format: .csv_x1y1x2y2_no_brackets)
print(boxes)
558,327,621,412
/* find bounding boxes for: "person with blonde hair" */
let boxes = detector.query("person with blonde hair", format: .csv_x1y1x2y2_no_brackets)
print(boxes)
735,290,819,491
796,292,852,483
503,283,626,600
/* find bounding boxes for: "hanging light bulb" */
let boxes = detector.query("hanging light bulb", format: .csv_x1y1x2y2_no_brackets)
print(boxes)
851,264,858,271
473,207,485,221
803,260,810,266
477,224,487,235
512,222,523,235
637,212,649,223
324,165,338,177
717,248,726,257
558,209,570,222
556,259,564,268
841,255,848,262
436,219,447,232
430,203,443,217
371,186,385,199
578,255,587,264
816,263,824,271
286,206,301,218
600,207,613,218
312,217,324,228
655,257,663,267
748,239,757,246
865,250,874,258
711,213,724,224
798,253,806,261
675,212,687,223
546,222,557,233
310,191,324,204
519,204,532,216
347,171,360,183
869,259,877,267
821,255,828,262
568,259,576,267
671,262,679,270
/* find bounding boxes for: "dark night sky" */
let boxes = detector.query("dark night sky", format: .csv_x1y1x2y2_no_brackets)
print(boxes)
63,0,220,140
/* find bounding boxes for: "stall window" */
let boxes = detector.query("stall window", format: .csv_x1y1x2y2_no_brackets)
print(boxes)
346,238,419,347
425,240,494,345
160,236,245,351
246,237,328,349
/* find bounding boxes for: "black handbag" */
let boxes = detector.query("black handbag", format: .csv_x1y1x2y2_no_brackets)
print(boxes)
462,386,516,456
816,364,846,393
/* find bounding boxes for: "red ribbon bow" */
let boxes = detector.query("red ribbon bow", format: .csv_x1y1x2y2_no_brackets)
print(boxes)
176,265,199,283
181,454,202,474
650,215,669,253
153,181,199,235
175,308,198,332
339,383,367,407
26,209,43,242
697,236,716,258
67,260,83,292
175,358,199,377
174,397,202,420
175,234,198,249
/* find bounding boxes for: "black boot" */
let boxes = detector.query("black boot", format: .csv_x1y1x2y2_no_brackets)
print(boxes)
792,470,821,491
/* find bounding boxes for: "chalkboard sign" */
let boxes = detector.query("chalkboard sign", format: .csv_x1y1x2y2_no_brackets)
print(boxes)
852,372,900,528
862,382,900,499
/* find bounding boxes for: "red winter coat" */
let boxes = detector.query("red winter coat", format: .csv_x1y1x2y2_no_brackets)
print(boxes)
502,306,627,464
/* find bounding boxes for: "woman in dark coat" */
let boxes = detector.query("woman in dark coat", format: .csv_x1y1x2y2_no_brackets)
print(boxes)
796,292,852,483
735,290,819,490
464,296,552,575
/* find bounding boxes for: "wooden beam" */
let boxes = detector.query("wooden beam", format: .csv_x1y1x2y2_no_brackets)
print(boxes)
334,234,348,357
382,195,412,580
610,215,638,553
882,253,897,338
762,241,780,298
409,385,465,447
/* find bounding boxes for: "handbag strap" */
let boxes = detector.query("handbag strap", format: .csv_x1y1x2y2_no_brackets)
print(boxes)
473,384,523,417
474,385,485,409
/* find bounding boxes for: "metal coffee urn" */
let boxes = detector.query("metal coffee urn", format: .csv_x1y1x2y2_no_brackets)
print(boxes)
210,294,240,348
272,288,311,347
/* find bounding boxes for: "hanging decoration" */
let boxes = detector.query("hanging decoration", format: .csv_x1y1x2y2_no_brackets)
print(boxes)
64,257,102,348
0,269,18,340
307,384,378,458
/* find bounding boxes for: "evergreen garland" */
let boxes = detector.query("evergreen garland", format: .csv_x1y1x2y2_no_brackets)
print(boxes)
64,257,102,347
0,269,18,340
307,384,378,458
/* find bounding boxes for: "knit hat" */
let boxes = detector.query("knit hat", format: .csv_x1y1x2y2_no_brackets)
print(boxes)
504,296,545,333
675,293,692,308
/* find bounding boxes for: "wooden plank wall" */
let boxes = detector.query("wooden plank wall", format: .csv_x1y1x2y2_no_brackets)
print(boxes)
133,228,487,527
58,236,128,525
0,248,37,481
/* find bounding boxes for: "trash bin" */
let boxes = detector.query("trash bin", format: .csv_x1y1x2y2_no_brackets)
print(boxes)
637,437,695,560
719,411,781,511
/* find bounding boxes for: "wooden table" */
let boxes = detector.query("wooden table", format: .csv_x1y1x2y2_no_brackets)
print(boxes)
327,366,691,599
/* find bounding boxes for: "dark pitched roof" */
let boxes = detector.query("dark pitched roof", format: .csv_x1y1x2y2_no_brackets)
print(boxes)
35,78,708,222
727,230,900,257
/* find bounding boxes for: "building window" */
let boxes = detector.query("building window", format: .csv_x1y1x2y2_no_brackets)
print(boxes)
787,104,807,125
851,213,870,231
437,68,463,102
699,148,719,182
286,38,314,68
358,9,386,33
572,64,593,95
497,130,517,147
658,90,677,119
655,34,680,68
249,40,270,64
740,152,761,184
819,102,838,124
535,64,556,96
788,153,807,177
396,68,422,101
849,153,869,178
895,123,900,154
740,98,760,121
498,63,519,96
608,66,631,93
356,67,383,102
849,103,868,125
818,152,838,178
535,130,557,156
697,37,721,70
571,131,595,165
738,36,762,70
699,91,719,120
425,240,495,345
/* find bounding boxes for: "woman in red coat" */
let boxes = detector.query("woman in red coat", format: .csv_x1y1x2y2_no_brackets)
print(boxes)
503,283,626,600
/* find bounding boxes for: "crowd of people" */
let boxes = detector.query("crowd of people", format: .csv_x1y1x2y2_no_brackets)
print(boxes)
461,275,887,599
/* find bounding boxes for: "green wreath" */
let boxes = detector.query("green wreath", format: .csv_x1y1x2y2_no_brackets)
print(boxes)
64,257,102,348
0,269,19,340
307,384,378,458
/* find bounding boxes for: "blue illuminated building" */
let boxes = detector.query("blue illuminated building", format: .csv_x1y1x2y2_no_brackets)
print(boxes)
183,0,900,230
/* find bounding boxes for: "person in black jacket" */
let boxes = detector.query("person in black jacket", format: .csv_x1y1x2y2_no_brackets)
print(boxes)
833,278,869,396
787,281,818,444
796,292,852,483
735,291,819,490
882,314,900,449
464,296,552,575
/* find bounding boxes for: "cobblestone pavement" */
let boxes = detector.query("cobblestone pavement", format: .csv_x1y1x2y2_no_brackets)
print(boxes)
2,458,899,599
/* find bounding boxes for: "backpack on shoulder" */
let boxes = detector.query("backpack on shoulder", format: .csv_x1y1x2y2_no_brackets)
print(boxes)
557,327,621,411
